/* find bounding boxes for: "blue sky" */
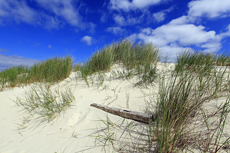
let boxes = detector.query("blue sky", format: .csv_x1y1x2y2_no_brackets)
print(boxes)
0,0,230,71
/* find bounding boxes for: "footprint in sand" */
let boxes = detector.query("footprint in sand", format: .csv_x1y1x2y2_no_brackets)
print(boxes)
68,108,91,127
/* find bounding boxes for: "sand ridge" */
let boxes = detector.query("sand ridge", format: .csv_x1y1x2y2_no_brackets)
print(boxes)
0,62,229,153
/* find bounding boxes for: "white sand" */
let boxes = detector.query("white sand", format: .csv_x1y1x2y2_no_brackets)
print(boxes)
0,63,229,153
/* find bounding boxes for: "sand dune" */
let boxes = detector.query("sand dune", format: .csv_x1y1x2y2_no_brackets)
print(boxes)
0,63,229,153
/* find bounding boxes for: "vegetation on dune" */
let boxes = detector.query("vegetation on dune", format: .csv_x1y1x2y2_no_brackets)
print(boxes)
215,53,230,66
151,68,230,152
74,39,159,86
0,56,73,90
1,38,230,152
93,50,230,153
175,51,230,75
15,84,75,124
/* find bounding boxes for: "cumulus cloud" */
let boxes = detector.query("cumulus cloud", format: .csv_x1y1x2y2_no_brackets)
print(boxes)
0,54,40,71
188,0,230,18
158,45,193,62
130,19,216,47
81,36,93,46
127,0,230,61
107,26,125,35
48,45,52,48
109,0,163,11
128,16,230,61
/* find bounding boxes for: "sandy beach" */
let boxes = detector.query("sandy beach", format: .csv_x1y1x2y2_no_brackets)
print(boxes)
0,62,230,153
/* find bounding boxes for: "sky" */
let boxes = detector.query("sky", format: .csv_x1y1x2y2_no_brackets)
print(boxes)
0,0,230,71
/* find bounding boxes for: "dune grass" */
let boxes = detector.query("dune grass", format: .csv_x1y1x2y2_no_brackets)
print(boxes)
0,56,75,125
0,56,73,90
2,38,230,152
75,39,159,87
175,51,230,75
93,51,230,152
215,53,230,66
152,68,229,152
15,84,75,124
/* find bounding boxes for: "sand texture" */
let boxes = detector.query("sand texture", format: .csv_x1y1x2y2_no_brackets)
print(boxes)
0,63,230,153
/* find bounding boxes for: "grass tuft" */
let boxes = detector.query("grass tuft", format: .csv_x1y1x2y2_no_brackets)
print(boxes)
15,84,75,123
0,56,73,90
77,39,159,86
93,51,230,153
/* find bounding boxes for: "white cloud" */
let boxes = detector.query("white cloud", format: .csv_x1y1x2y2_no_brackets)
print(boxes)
35,0,81,27
128,16,230,61
113,14,141,26
219,24,230,38
0,54,40,71
153,12,165,22
107,26,125,35
201,24,230,52
81,36,93,46
48,45,52,48
113,15,125,26
109,0,163,11
188,0,230,18
169,16,189,25
200,42,222,53
130,20,216,47
153,7,174,22
128,0,230,61
0,0,37,24
42,15,60,29
0,0,61,28
158,45,193,62
0,0,95,31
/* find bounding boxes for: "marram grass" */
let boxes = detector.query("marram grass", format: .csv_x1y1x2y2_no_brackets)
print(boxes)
1,38,230,152
76,39,159,86
0,56,73,90
15,84,75,124
92,51,230,153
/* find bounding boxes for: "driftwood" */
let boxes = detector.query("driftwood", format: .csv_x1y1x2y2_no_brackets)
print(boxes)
90,103,154,124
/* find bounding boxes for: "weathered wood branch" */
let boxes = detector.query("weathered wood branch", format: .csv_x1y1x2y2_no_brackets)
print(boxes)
90,103,154,124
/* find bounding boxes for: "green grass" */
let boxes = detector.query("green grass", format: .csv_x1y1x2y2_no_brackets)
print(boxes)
215,53,230,66
0,56,73,90
93,51,230,153
75,39,159,86
15,84,75,124
1,39,230,152
175,51,230,75
152,67,229,152
0,56,74,124
175,51,215,75
0,56,74,127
